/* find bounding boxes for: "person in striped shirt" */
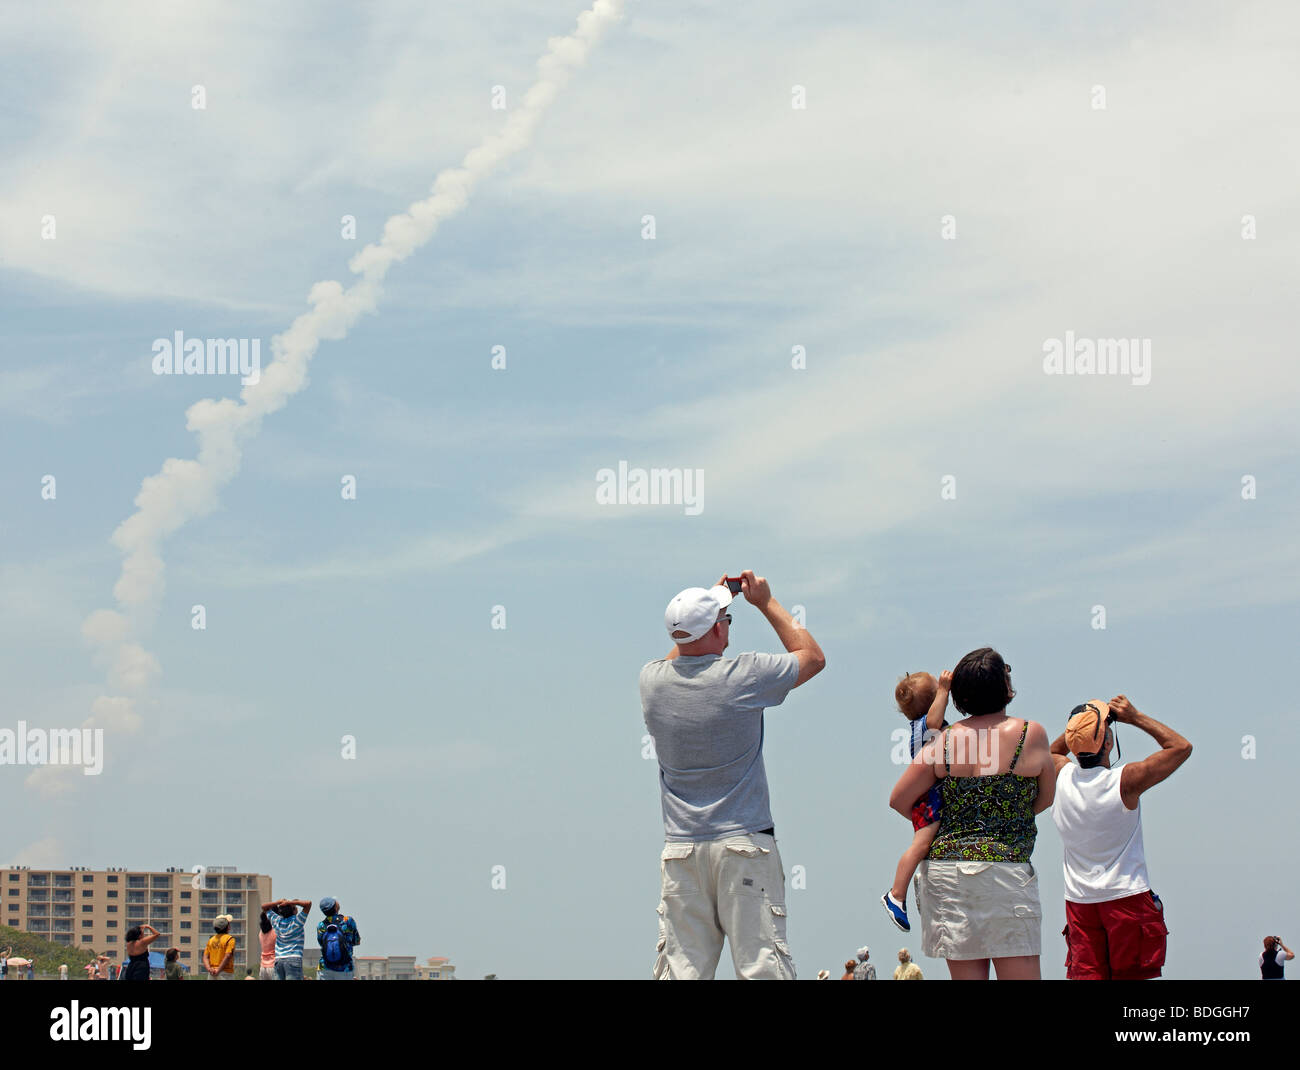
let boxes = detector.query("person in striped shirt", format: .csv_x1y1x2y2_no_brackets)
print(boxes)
260,898,312,980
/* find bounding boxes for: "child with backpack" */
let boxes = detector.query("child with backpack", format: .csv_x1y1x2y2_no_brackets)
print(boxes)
316,897,361,979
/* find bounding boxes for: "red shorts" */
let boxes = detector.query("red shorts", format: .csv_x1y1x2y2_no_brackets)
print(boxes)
1063,891,1167,980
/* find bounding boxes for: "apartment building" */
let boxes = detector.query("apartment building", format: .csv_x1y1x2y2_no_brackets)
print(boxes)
2,865,272,973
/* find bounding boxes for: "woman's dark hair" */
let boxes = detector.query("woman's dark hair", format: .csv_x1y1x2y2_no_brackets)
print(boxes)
165,947,179,962
259,911,272,934
950,647,1014,717
125,926,143,943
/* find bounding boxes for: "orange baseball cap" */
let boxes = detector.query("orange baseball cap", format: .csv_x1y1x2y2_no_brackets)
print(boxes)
1065,701,1112,756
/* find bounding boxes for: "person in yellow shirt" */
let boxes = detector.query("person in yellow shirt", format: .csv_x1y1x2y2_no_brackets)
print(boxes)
203,915,236,979
894,948,924,980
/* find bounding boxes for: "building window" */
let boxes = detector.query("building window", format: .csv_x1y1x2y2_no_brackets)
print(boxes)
82,905,93,914
82,875,94,883
106,921,117,929
106,906,117,913
180,922,192,930
82,890,93,898
180,891,191,899
6,873,17,882
82,921,92,928
106,875,118,883
180,907,191,915
6,904,16,913
180,937,191,945
106,890,118,899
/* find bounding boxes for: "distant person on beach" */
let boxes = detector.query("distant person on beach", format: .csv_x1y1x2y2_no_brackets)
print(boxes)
258,912,277,979
894,948,923,980
852,947,875,980
59,963,68,981
890,648,1055,979
164,947,184,980
1260,936,1293,980
203,915,236,979
316,897,361,980
121,923,161,980
1050,695,1190,980
261,898,312,979
641,570,826,979
96,953,112,980
0,946,9,981
882,669,952,932
840,959,856,980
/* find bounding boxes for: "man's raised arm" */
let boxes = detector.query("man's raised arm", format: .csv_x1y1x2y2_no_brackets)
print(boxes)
742,570,825,687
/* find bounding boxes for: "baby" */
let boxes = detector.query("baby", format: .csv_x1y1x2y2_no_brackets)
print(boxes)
882,668,951,932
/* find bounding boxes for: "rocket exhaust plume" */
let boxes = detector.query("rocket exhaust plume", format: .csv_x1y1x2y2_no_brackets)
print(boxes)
29,0,626,796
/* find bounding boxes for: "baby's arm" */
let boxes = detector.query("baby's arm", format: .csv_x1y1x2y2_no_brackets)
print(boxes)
925,670,952,734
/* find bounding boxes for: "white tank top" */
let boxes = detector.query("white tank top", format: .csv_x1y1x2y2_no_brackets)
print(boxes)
1052,764,1150,903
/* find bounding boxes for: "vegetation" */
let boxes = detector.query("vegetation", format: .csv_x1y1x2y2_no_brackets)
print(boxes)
1,924,98,977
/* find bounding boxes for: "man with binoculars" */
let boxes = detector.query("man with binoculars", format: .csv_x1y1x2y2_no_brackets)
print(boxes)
1049,695,1192,979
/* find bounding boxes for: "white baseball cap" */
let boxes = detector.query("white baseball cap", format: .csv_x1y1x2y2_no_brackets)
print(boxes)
664,585,734,643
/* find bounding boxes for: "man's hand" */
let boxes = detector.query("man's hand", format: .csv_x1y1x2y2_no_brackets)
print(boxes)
740,570,771,609
1109,695,1137,723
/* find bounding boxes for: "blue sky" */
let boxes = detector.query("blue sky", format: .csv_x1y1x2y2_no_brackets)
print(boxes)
1,0,1297,978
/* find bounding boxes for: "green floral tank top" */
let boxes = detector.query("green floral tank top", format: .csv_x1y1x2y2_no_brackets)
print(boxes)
927,720,1038,863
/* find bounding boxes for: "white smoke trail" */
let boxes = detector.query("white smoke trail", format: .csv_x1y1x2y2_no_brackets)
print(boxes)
27,0,626,796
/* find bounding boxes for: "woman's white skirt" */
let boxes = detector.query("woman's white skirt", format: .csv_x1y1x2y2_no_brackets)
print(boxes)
915,859,1042,960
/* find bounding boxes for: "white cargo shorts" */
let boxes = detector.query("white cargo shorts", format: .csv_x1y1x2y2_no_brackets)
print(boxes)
653,832,795,980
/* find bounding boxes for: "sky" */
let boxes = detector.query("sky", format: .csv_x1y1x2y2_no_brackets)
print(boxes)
1,0,1297,979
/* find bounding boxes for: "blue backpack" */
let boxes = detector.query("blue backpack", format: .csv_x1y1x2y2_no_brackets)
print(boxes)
321,919,352,968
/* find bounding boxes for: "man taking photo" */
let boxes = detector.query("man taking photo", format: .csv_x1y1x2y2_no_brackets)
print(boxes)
1260,935,1293,980
1050,694,1191,980
640,569,825,980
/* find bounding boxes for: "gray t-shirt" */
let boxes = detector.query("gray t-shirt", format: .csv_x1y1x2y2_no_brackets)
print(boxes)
640,651,800,841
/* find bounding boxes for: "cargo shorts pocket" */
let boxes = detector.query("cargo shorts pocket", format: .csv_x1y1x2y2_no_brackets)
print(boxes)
722,840,775,897
660,842,697,895
766,903,795,979
1138,918,1168,973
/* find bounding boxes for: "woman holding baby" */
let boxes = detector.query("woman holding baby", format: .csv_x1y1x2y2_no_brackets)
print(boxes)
889,647,1056,979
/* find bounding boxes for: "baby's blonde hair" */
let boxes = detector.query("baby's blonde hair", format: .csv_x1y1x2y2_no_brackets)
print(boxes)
895,672,937,721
